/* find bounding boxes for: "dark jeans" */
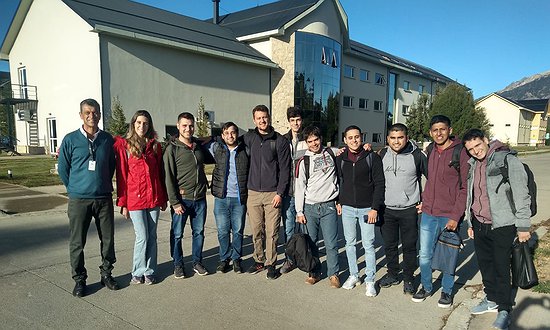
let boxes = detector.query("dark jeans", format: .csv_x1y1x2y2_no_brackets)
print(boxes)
380,206,418,281
170,198,207,266
304,200,339,277
472,219,516,312
68,198,116,282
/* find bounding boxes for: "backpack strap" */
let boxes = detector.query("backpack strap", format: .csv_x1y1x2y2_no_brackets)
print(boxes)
378,147,388,159
365,151,373,182
496,153,517,214
411,148,423,192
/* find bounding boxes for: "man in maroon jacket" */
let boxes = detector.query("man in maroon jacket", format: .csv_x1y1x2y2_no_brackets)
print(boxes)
411,115,469,308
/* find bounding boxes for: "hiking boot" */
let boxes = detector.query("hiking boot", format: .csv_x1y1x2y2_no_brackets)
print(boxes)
130,276,144,285
72,281,86,297
365,282,377,297
378,273,401,288
266,265,279,280
247,262,265,274
342,275,361,290
492,310,511,330
193,262,209,276
403,280,415,295
438,292,453,308
100,275,119,290
329,275,341,288
305,273,320,285
144,275,155,285
280,260,296,274
216,259,231,273
174,265,185,279
233,259,243,273
411,287,431,302
471,297,498,315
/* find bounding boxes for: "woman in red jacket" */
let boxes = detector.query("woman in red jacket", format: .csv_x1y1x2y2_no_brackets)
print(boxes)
114,110,167,285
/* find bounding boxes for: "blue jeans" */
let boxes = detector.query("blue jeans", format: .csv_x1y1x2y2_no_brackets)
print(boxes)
303,201,339,276
214,197,246,261
419,212,455,294
129,207,159,277
341,205,376,282
170,198,207,266
282,195,296,243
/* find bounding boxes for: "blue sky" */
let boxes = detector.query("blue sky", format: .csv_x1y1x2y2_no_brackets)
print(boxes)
1,0,549,98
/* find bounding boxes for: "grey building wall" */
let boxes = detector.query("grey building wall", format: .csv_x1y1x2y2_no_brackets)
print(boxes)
99,35,271,137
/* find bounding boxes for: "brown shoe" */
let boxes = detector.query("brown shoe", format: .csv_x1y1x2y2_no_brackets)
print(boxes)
329,275,341,288
305,275,320,285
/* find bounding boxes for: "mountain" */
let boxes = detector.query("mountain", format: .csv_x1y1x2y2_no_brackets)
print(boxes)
498,70,550,100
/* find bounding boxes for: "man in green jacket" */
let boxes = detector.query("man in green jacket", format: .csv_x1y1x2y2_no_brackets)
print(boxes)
164,112,213,278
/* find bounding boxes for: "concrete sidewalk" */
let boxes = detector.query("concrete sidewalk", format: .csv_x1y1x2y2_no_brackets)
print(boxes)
0,154,549,329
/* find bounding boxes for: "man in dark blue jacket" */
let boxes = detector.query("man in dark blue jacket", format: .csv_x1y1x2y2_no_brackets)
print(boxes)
243,105,291,280
208,122,249,274
58,98,117,297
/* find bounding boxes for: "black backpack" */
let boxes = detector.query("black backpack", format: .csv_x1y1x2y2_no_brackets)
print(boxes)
285,225,320,273
495,153,537,217
426,142,464,189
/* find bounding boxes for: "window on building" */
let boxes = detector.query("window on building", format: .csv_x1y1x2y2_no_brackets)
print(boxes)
403,81,410,90
359,98,368,110
402,105,410,116
375,73,386,85
418,84,425,94
373,133,382,143
360,69,369,82
374,100,383,111
505,124,511,127
343,96,353,108
344,65,355,78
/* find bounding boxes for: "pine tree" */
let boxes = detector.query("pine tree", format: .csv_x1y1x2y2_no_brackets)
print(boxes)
107,96,128,137
196,97,209,137
406,93,431,142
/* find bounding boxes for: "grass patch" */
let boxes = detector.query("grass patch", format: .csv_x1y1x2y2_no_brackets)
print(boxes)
0,156,62,187
533,218,550,293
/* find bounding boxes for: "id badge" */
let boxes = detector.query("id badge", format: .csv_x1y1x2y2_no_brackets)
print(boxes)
88,160,96,171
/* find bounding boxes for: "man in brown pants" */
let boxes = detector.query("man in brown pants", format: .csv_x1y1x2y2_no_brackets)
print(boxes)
242,105,291,280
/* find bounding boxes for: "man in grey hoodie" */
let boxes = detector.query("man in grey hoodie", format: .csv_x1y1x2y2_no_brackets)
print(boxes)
294,126,340,288
378,123,427,295
463,129,531,330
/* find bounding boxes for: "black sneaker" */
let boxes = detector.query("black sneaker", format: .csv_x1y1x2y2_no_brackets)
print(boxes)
438,292,453,308
216,259,231,273
403,280,415,295
72,281,86,297
266,265,279,280
247,262,265,274
193,262,209,276
100,275,119,290
233,259,243,273
411,287,431,302
378,273,401,288
174,265,185,279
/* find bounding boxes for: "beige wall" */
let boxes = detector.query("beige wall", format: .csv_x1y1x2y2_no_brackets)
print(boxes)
340,55,387,144
9,0,102,153
100,35,271,136
269,34,295,132
477,95,522,146
393,73,433,124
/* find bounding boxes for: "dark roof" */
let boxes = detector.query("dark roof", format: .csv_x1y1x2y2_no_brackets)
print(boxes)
61,0,274,65
349,41,452,83
515,99,549,112
213,0,318,37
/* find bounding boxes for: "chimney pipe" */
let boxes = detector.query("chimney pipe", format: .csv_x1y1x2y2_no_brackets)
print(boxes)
213,0,220,24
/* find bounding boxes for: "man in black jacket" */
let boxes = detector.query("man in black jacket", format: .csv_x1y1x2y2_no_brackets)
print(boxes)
243,105,291,280
337,125,385,296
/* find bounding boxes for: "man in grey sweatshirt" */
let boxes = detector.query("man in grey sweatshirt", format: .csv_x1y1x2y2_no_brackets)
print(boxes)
378,123,427,295
295,126,340,288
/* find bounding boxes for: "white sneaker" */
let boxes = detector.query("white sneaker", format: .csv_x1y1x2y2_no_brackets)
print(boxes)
365,281,377,297
342,275,361,290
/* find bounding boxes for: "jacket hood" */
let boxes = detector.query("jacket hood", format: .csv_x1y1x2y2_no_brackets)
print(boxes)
254,126,276,140
389,140,417,155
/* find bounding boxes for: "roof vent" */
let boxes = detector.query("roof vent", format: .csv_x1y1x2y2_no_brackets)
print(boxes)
213,0,220,24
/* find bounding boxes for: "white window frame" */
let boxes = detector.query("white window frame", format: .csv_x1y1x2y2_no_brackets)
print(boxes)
374,100,383,111
403,80,410,90
418,84,425,94
343,96,354,108
375,73,386,85
344,65,355,79
359,69,369,82
402,105,410,116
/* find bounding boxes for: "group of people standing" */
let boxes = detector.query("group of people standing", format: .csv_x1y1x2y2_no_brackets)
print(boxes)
58,98,532,330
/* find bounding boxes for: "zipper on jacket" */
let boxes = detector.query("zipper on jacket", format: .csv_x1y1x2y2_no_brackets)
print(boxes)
192,147,199,201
